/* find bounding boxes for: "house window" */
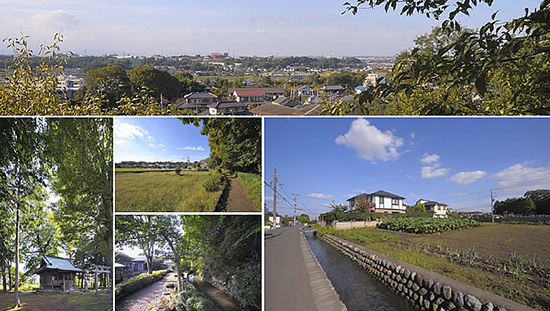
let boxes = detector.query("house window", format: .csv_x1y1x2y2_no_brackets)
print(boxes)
392,198,399,205
379,196,384,206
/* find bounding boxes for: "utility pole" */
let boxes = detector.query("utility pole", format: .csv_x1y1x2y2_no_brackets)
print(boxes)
491,189,495,223
293,193,298,226
272,168,277,229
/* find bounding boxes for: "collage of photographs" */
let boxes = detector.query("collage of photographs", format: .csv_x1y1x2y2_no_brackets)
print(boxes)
0,1,549,311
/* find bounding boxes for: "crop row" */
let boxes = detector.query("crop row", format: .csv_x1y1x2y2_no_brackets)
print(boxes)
377,217,481,234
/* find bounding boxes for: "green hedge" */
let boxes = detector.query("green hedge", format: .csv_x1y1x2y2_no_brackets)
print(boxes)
322,210,393,222
115,269,169,300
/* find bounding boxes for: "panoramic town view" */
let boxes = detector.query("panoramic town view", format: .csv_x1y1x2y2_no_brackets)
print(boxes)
265,117,550,311
0,1,547,115
115,117,261,212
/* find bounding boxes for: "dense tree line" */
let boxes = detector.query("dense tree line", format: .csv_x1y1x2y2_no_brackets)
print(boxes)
495,189,550,215
0,118,112,308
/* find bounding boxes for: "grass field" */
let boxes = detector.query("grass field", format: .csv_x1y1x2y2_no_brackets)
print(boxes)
235,172,261,211
0,291,111,311
115,170,223,212
318,223,550,310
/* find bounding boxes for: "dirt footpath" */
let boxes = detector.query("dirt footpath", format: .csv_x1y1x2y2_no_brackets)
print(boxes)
225,177,256,212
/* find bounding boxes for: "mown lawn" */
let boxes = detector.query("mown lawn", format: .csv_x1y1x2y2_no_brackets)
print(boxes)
0,291,111,311
235,172,261,211
318,223,550,310
115,170,223,212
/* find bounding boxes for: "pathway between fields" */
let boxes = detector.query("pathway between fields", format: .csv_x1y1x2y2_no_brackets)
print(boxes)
116,272,177,311
192,276,242,311
224,176,256,212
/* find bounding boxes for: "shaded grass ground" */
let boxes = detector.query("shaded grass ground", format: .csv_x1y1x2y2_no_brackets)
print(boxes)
319,223,550,310
0,291,111,311
235,172,261,211
115,171,222,212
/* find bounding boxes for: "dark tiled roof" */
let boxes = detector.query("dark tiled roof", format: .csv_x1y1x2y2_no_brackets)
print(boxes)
298,104,322,115
250,103,301,116
235,90,265,96
184,91,218,99
323,85,345,91
207,102,248,109
35,255,83,274
371,190,405,199
347,190,405,201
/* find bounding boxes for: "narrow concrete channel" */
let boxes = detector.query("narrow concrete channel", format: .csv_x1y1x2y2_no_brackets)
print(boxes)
305,232,416,311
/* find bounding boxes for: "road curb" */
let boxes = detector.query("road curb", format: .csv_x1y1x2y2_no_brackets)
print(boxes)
300,231,347,311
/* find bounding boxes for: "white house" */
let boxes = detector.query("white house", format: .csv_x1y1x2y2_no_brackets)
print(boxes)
416,199,449,218
347,190,406,214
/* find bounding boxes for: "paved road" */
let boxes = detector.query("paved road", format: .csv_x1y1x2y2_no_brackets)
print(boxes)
265,226,346,311
116,272,177,311
225,176,256,212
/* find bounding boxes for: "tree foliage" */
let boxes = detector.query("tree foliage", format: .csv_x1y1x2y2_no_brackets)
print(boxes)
524,189,550,215
329,0,550,115
45,118,113,266
494,197,536,215
128,65,183,101
180,118,261,174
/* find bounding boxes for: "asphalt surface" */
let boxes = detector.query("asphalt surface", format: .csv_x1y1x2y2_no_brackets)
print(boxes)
265,226,346,311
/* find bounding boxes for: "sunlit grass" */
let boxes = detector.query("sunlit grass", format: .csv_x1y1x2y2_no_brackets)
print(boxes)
236,172,261,211
115,171,222,212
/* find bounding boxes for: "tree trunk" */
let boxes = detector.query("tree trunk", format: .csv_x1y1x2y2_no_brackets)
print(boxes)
1,261,6,292
160,232,182,297
14,205,20,307
8,265,12,291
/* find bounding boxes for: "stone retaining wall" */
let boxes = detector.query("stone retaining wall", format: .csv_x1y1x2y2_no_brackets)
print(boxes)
318,233,534,311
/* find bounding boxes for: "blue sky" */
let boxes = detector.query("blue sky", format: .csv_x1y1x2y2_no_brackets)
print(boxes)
265,118,550,218
114,117,209,163
0,0,541,56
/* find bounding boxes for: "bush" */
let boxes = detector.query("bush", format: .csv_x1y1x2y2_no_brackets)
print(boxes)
115,270,168,300
175,167,182,175
180,283,220,311
231,263,261,309
202,171,225,192
377,217,481,234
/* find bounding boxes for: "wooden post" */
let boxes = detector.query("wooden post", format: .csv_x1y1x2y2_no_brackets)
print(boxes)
94,270,98,295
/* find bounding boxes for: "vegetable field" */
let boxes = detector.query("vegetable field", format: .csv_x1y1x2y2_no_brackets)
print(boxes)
377,217,481,234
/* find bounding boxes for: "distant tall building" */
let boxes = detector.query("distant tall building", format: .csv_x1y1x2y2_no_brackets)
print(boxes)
210,52,228,59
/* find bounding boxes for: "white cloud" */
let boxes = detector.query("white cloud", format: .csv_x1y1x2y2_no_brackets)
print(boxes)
421,166,450,178
410,132,415,139
158,144,165,148
494,163,550,193
114,121,148,140
335,119,403,162
450,171,487,185
148,143,156,148
176,146,205,151
306,193,333,200
420,153,440,164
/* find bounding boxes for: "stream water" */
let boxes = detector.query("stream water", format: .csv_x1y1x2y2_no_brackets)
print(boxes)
305,232,416,311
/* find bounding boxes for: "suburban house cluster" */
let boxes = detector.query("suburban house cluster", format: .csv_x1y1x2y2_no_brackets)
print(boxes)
320,189,449,221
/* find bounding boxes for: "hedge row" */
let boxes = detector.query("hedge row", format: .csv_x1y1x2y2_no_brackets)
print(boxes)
115,269,169,300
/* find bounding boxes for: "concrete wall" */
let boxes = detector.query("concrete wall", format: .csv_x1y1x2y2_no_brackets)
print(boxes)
332,220,379,229
318,233,534,311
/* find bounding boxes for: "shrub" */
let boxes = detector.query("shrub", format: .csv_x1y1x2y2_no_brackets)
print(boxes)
115,269,168,300
377,217,481,234
231,263,261,309
175,167,182,175
202,171,225,192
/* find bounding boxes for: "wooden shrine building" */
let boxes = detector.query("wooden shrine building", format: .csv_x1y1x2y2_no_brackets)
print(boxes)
35,255,83,291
